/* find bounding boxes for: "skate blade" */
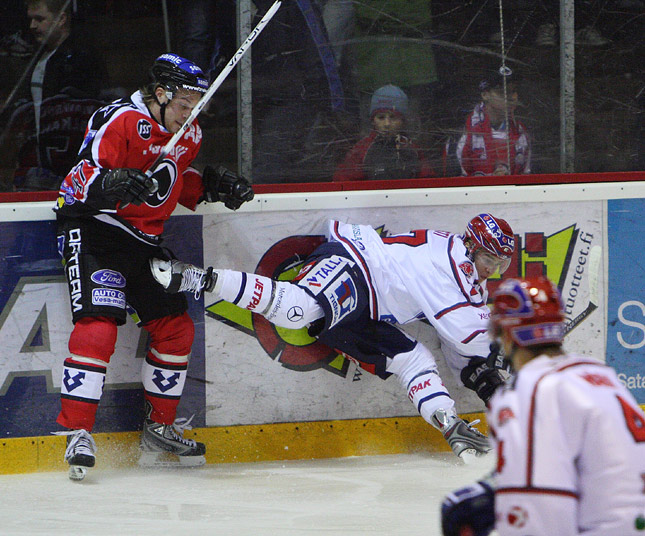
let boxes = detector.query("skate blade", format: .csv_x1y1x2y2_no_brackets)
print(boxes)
138,451,206,468
459,449,481,465
68,465,88,481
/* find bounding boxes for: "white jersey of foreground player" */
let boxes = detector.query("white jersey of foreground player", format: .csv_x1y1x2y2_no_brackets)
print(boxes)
327,220,492,369
488,352,645,535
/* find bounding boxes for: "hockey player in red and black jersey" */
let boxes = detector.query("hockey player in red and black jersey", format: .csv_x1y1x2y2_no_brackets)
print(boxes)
54,53,254,480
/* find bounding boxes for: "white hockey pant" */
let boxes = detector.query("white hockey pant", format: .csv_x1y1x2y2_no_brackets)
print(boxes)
214,269,324,329
386,343,454,426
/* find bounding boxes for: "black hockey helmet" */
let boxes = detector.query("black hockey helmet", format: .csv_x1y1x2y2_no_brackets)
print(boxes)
479,65,519,92
149,53,208,99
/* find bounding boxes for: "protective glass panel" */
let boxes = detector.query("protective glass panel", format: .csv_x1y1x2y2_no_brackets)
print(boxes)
0,0,642,191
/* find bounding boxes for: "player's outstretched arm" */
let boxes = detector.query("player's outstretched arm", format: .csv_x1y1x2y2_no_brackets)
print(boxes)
202,165,254,210
441,479,495,536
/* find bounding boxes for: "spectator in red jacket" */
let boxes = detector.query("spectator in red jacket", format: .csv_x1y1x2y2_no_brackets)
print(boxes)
333,84,433,181
456,68,531,176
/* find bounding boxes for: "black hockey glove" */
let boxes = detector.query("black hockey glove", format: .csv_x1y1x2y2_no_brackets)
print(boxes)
441,479,495,536
461,357,506,404
102,168,157,206
202,165,254,210
487,341,513,374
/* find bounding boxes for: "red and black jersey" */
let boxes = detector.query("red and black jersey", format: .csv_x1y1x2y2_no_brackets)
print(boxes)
55,91,205,243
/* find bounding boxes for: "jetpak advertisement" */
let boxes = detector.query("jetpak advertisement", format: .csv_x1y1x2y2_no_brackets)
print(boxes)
0,201,606,437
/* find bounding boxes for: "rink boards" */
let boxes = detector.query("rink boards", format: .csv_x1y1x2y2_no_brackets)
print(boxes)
0,180,644,473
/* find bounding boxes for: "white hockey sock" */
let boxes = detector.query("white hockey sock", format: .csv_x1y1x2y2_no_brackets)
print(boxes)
214,270,323,329
387,343,454,424
213,270,273,313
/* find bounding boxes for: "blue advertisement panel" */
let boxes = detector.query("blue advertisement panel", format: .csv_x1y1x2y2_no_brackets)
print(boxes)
0,216,205,438
607,198,645,404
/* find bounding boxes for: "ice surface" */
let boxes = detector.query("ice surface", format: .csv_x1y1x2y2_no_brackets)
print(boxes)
0,452,496,535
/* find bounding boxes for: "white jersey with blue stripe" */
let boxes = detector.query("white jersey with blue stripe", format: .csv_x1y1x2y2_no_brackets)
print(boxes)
326,220,492,359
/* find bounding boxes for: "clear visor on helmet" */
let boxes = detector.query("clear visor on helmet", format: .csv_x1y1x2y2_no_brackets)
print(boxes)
478,251,512,274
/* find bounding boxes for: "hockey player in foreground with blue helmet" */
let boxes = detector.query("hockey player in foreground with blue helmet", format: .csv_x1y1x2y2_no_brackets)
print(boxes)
151,213,516,460
54,53,254,480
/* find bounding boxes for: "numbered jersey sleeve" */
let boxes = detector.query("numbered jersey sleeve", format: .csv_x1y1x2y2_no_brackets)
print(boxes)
56,91,202,239
488,354,645,535
327,220,492,358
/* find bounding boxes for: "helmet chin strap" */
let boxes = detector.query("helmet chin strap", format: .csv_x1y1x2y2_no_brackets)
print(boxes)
153,89,174,129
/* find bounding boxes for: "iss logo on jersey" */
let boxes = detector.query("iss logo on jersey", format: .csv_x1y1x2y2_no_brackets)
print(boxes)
324,273,357,329
137,119,152,140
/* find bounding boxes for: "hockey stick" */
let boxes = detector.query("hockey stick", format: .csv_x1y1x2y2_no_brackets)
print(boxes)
145,0,282,180
564,245,601,335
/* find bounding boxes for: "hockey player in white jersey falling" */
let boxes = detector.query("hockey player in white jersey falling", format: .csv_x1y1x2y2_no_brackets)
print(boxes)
150,214,516,459
441,275,645,536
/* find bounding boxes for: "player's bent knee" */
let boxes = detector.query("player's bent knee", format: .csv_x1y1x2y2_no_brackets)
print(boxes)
69,316,118,363
144,312,195,357
263,281,324,329
386,343,439,384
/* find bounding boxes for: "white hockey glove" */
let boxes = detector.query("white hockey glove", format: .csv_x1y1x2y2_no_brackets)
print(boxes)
202,165,254,210
441,479,495,536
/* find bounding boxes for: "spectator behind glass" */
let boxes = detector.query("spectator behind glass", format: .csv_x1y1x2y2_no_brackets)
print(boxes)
333,85,433,181
456,68,531,176
0,0,108,192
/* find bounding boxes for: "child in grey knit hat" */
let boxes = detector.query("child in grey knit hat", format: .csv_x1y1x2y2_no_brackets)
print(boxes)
333,85,433,181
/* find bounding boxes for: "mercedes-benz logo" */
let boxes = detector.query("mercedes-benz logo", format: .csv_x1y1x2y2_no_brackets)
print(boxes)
287,306,304,322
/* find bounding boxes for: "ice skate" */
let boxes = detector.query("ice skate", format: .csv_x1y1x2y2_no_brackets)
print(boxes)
55,429,97,481
431,408,491,461
150,258,215,299
139,408,206,468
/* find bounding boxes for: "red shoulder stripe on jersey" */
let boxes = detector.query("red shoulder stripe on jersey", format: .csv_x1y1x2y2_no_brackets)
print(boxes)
331,221,379,320
496,487,579,499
